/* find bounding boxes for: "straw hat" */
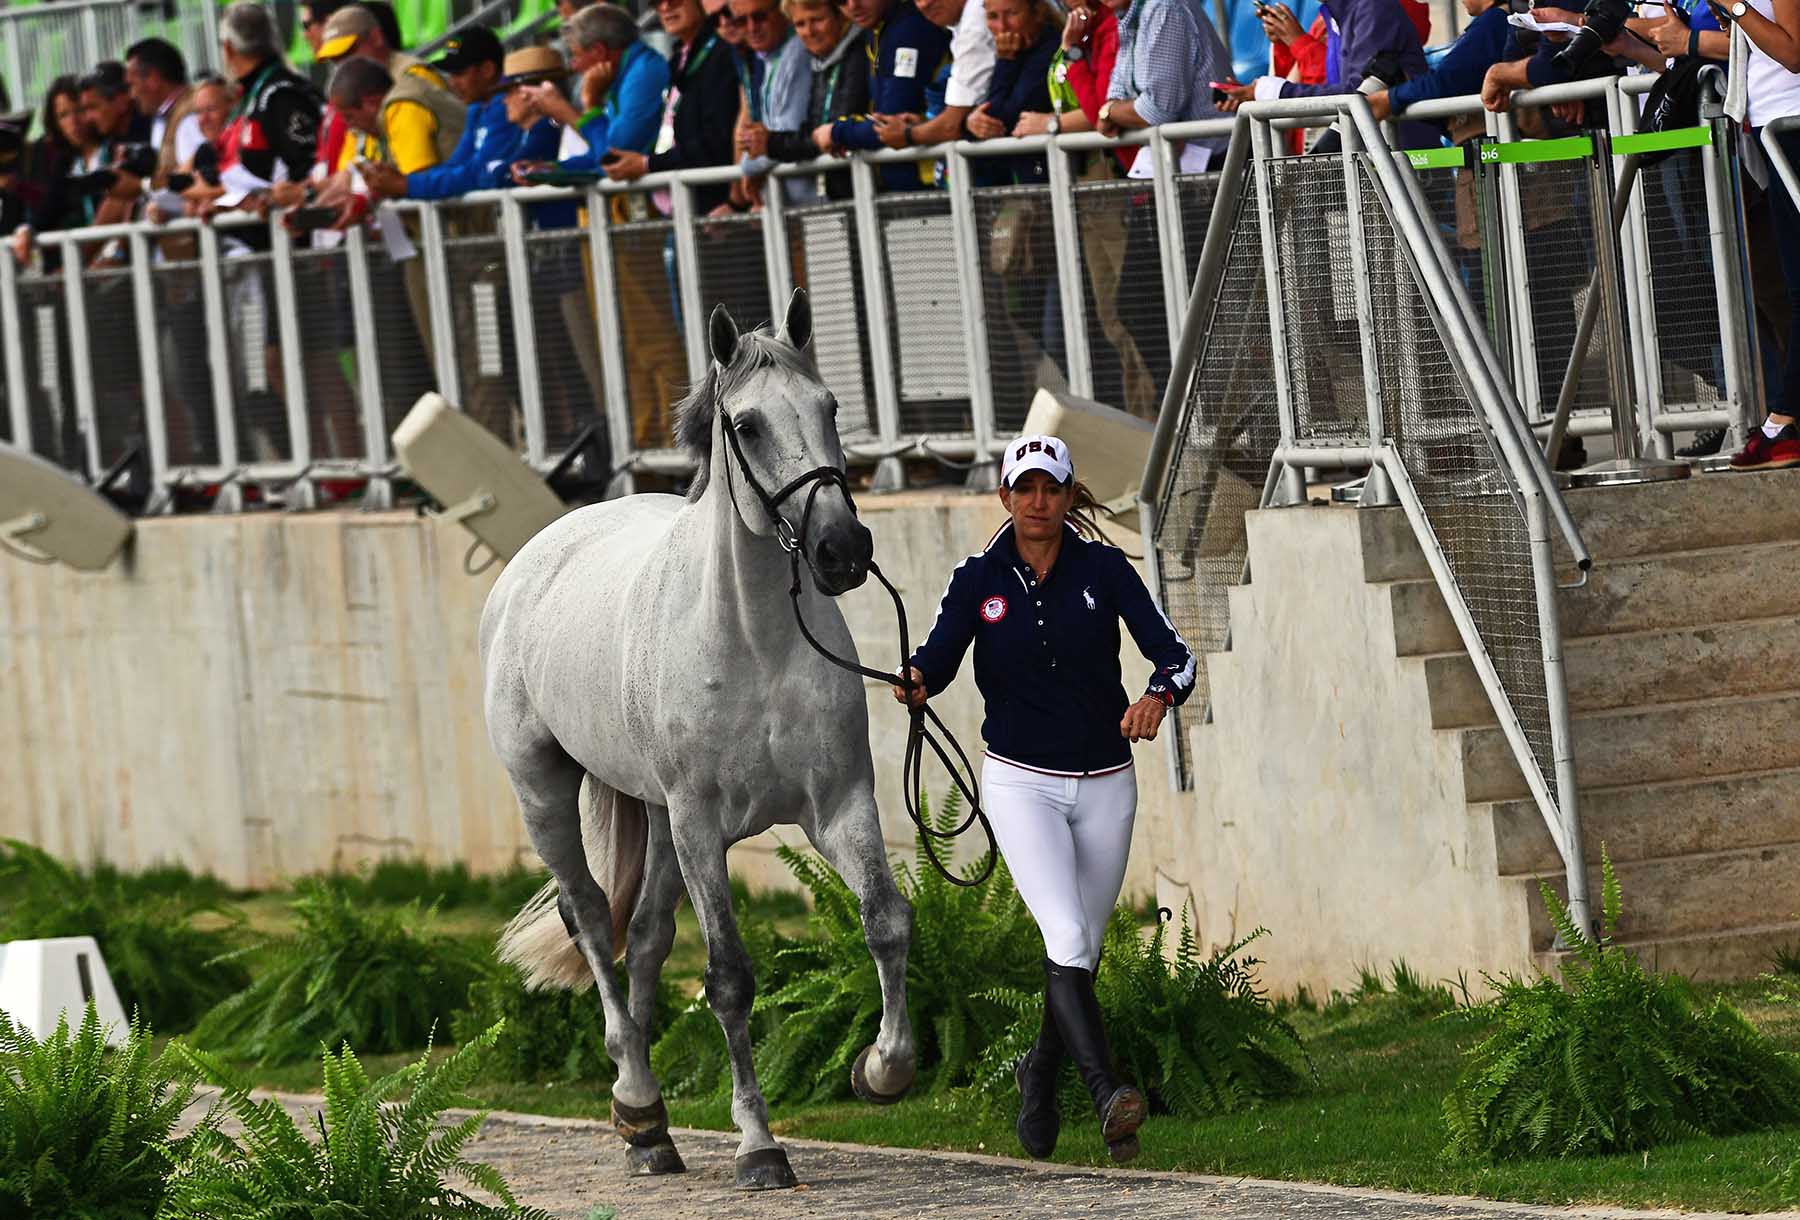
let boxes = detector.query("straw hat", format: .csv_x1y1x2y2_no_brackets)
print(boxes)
499,46,569,87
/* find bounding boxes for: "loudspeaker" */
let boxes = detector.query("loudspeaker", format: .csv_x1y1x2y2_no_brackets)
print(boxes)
391,394,567,565
0,444,133,570
0,936,130,1045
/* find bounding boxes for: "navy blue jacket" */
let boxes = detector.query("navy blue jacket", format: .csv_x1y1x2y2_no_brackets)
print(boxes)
909,522,1196,776
1386,4,1514,114
832,0,952,191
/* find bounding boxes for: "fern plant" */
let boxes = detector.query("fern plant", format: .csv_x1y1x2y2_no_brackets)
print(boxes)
162,1021,550,1219
1444,849,1800,1159
0,840,250,1032
0,1005,201,1218
190,880,484,1063
454,960,683,1083
967,911,1309,1118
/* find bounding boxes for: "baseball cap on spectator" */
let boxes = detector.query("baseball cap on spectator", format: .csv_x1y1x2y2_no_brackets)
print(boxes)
498,46,568,87
316,5,378,61
1002,435,1074,488
433,26,504,73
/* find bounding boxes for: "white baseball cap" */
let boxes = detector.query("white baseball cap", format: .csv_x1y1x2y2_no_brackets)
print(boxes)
1001,434,1074,488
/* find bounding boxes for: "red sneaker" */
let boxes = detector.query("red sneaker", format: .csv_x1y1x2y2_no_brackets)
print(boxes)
1729,425,1800,471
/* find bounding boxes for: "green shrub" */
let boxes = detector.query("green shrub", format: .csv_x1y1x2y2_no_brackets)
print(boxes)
0,840,250,1032
190,881,484,1063
1444,850,1800,1159
0,1005,201,1218
162,1022,551,1219
316,858,552,911
968,912,1309,1118
453,960,684,1083
1316,960,1458,1025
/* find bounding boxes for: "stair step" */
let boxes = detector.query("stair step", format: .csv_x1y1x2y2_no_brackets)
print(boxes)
1524,842,1800,946
1558,541,1800,638
1491,768,1800,876
1558,468,1800,561
1461,689,1800,803
1533,919,1800,983
1421,615,1800,728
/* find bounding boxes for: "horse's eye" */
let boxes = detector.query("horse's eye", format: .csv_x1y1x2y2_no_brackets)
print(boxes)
734,417,758,441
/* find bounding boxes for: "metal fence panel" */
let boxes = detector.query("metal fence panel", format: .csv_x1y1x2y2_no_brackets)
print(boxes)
221,251,294,463
150,257,222,469
76,261,146,472
970,181,1059,436
875,192,971,436
1267,154,1367,445
289,243,369,464
1151,174,1279,788
437,203,521,448
1638,148,1727,415
1073,176,1174,422
17,273,81,472
609,215,686,453
693,211,774,333
1511,156,1617,422
358,240,441,445
1176,172,1223,282
525,224,610,460
786,201,876,443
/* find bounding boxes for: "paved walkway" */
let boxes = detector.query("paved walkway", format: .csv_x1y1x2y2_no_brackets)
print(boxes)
185,1093,1795,1220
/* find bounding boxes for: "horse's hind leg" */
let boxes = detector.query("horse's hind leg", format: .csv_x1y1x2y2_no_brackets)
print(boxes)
503,740,681,1175
808,792,917,1103
615,802,687,1176
668,811,796,1190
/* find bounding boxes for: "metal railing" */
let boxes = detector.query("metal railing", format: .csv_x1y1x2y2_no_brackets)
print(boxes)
1143,95,1596,931
0,0,219,115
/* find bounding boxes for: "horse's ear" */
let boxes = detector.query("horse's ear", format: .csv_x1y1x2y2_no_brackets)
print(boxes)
783,287,812,351
708,304,739,367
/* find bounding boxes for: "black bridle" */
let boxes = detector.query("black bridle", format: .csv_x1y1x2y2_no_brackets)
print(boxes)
718,403,996,886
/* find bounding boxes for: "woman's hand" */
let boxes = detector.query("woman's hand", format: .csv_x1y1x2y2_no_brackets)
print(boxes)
1260,3,1304,45
892,666,927,708
1013,110,1055,137
994,30,1022,58
1063,3,1092,48
1119,696,1166,742
965,102,1007,140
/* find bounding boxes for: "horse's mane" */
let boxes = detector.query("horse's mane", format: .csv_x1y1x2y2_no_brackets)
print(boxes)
675,326,814,501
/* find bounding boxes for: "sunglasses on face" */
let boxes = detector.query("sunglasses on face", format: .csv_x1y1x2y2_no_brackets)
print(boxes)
742,9,779,23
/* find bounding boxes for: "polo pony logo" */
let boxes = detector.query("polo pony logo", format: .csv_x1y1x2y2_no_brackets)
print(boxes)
979,596,1008,623
1082,586,1096,611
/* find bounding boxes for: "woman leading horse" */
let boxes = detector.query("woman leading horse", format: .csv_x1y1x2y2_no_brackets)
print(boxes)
892,434,1196,1163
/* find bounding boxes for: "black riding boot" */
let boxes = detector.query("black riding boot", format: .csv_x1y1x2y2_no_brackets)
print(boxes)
1014,963,1065,1158
1043,959,1146,1162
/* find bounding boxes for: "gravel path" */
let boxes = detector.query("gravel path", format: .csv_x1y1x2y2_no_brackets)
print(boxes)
188,1093,1792,1220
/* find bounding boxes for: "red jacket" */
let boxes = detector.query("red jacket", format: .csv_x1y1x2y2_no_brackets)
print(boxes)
1061,6,1125,169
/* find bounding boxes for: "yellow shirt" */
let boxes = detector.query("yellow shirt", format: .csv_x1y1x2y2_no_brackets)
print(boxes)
332,64,449,175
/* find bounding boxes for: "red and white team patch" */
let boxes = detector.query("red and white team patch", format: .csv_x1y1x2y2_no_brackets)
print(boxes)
979,596,1008,623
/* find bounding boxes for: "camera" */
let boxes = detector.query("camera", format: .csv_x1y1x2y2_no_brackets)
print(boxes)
67,141,160,198
1551,0,1633,78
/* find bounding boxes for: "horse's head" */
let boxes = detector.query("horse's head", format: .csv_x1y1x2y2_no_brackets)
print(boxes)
678,289,874,597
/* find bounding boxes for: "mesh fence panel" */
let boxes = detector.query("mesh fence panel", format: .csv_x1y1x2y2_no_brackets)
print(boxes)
1359,161,1556,802
1638,148,1726,413
221,252,293,463
1268,155,1367,445
526,226,608,460
1072,178,1174,422
1151,176,1280,788
438,205,522,450
877,193,971,436
19,273,82,471
1513,157,1615,422
972,181,1059,435
1177,172,1222,281
150,258,220,468
289,244,367,463
76,263,145,472
610,217,686,452
787,201,876,442
694,211,774,333
360,240,439,446
1408,161,1503,343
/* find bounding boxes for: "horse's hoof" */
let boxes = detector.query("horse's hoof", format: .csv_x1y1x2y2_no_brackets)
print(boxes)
1107,1135,1141,1164
625,1137,686,1176
734,1146,798,1190
850,1045,911,1105
611,1095,671,1147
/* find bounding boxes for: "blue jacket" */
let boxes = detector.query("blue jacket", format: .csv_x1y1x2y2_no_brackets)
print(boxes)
909,521,1196,776
832,0,952,191
562,39,670,169
1387,4,1514,113
405,96,534,201
1278,0,1426,97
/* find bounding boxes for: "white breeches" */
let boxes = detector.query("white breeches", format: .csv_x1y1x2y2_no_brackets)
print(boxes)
981,755,1138,972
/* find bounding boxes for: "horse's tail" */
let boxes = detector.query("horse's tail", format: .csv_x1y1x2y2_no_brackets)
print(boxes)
498,776,649,991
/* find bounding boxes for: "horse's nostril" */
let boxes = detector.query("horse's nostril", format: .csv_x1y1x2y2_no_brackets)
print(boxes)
816,539,844,570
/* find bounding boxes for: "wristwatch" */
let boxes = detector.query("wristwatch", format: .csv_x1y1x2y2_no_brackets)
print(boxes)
1064,45,1086,62
1725,1,1748,17
1099,99,1116,127
1046,114,1062,135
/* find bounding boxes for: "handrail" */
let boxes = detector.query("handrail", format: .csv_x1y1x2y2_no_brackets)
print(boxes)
1764,116,1800,217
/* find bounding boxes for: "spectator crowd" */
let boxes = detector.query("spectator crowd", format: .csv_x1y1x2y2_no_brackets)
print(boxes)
0,0,1793,471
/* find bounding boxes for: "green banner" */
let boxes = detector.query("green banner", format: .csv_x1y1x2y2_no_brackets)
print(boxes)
1612,126,1713,156
1406,147,1466,171
1477,136,1595,165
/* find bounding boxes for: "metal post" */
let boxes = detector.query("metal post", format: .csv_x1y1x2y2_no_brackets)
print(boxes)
1527,489,1590,938
199,223,241,508
761,174,795,311
1148,128,1189,356
588,188,636,495
79,5,101,75
269,218,313,506
127,229,171,502
61,241,102,479
0,245,31,451
344,225,392,508
500,195,546,466
670,179,709,388
947,146,997,478
2,25,23,120
1045,138,1093,399
1492,112,1542,417
849,155,906,489
1605,89,1661,457
1339,118,1392,505
1248,118,1305,505
418,202,460,402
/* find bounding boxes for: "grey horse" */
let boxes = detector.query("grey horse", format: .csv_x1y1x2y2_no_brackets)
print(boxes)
480,290,917,1190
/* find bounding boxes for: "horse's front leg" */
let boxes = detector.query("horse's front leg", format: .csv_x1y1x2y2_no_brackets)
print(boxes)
809,792,917,1103
669,812,796,1190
